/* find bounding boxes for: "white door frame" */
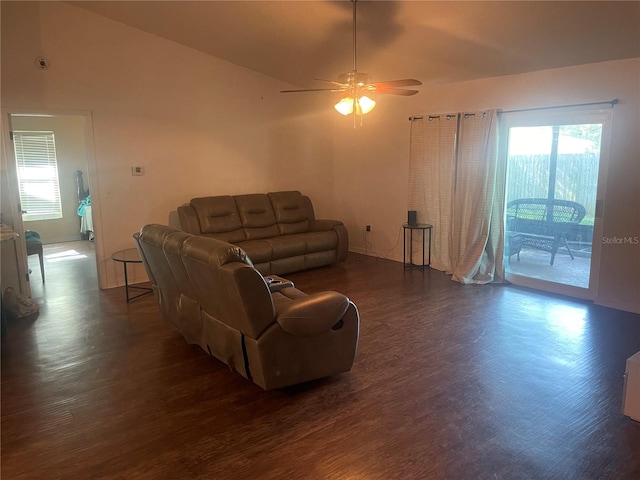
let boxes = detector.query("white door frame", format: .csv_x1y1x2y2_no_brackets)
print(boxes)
1,107,107,290
1,116,30,296
499,106,613,300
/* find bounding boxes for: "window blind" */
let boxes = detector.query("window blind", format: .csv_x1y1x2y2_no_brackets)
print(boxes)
13,131,63,221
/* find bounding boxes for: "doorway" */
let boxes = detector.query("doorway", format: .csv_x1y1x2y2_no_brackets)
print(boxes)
2,110,99,297
501,108,612,299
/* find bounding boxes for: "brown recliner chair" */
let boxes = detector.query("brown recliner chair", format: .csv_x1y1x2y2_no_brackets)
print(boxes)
134,224,359,390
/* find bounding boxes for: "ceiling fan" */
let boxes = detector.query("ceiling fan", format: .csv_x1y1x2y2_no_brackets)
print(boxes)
280,0,422,119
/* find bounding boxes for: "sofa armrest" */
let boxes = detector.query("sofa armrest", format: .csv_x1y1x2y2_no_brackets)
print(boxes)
276,291,349,336
309,219,343,232
309,220,348,263
177,204,201,234
264,275,295,293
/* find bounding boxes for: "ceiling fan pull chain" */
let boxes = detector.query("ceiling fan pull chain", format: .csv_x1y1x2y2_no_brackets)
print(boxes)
353,0,357,72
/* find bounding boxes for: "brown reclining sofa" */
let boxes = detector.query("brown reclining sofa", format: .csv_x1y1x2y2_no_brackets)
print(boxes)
134,224,360,390
176,191,348,275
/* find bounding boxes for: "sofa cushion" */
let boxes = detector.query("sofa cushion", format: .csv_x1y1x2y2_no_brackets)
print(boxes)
137,225,181,325
305,250,337,270
236,239,273,265
270,256,305,276
268,191,310,235
190,196,246,243
163,231,198,299
265,235,307,260
235,194,280,240
300,231,338,253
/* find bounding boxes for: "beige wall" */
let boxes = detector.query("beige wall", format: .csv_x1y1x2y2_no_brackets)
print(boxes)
2,2,638,313
10,115,89,244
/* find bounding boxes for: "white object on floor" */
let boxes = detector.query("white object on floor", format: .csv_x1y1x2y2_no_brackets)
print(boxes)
622,351,640,421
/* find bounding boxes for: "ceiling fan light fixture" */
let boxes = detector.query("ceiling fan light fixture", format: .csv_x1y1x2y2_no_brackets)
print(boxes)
334,95,376,116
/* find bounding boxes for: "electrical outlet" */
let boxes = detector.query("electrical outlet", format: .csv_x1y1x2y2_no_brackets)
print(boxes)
131,166,145,176
365,225,371,232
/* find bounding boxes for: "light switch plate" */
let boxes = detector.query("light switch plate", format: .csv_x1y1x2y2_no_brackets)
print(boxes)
131,166,145,176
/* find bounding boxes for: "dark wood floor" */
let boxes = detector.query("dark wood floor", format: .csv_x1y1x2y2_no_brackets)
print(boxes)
2,241,640,479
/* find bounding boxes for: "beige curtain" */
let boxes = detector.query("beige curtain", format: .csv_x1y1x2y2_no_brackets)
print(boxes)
408,110,505,284
408,114,458,272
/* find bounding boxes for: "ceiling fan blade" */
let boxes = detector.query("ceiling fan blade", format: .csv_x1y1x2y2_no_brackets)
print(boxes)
371,79,423,88
280,88,346,94
314,78,349,87
375,88,420,96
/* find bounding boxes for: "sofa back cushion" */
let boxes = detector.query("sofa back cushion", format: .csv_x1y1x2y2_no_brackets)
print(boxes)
162,230,203,346
163,230,198,299
268,191,311,235
190,196,246,243
235,194,280,240
137,224,182,326
180,235,275,338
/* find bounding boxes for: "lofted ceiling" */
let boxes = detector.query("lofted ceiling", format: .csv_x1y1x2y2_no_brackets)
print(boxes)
69,1,640,88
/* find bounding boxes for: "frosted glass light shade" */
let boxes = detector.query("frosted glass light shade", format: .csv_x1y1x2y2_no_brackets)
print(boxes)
335,97,354,115
357,96,376,114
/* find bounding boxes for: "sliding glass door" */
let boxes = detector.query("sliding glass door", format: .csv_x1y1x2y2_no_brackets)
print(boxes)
500,108,612,299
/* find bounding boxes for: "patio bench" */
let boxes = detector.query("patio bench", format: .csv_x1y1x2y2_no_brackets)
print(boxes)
506,198,586,266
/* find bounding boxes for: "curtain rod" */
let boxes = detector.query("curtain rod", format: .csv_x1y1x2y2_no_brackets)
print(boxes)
409,112,482,121
409,99,618,121
500,98,618,114
409,114,457,121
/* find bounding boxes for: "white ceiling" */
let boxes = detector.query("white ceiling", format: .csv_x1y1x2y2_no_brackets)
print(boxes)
70,1,640,88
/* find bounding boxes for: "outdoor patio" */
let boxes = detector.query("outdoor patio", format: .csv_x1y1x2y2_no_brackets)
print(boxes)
506,244,592,288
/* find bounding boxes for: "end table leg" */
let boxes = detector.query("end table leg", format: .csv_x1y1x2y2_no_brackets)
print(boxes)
123,263,130,302
403,227,407,268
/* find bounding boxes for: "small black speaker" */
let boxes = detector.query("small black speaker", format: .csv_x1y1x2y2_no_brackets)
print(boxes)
408,210,417,225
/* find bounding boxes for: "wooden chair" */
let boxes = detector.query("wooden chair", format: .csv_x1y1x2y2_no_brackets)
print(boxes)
25,230,45,282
